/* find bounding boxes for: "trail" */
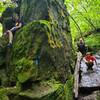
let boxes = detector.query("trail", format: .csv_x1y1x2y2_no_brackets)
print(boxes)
74,51,100,100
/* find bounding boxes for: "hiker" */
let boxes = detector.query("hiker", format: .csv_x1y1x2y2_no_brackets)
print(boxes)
77,38,87,56
4,15,22,47
84,52,97,71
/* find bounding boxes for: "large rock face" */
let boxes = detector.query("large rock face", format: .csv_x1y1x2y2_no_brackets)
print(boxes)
0,0,74,99
13,0,73,82
20,0,48,23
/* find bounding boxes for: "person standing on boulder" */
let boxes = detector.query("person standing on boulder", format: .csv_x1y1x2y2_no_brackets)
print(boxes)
4,15,23,47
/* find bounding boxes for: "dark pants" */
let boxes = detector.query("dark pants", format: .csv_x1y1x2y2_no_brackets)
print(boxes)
10,27,19,33
78,48,87,56
86,62,94,70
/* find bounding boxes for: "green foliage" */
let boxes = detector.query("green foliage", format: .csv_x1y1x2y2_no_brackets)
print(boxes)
64,76,74,100
0,86,18,100
0,94,9,100
15,57,37,83
0,24,2,37
85,33,100,47
0,0,12,16
50,76,74,100
85,33,100,52
65,0,100,40
0,2,6,16
15,57,33,71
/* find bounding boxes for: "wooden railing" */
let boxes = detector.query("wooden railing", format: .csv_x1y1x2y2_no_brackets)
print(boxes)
73,52,82,98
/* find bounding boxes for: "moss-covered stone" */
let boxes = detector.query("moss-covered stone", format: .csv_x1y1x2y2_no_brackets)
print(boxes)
0,37,6,66
0,94,9,100
0,86,18,100
10,20,73,84
17,80,62,100
14,58,37,83
0,0,75,99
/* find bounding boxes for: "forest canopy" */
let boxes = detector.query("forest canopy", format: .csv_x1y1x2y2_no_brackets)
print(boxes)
65,0,100,40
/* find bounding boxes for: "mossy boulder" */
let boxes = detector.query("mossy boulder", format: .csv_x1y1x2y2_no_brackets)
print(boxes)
9,0,74,84
10,20,73,84
0,0,75,99
0,37,7,66
15,80,62,100
0,37,8,86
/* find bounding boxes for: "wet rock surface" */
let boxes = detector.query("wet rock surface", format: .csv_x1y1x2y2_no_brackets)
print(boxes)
78,51,100,100
80,51,100,87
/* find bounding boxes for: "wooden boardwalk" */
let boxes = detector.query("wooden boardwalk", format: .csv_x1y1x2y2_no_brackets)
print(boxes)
79,53,100,88
74,51,100,99
73,52,82,98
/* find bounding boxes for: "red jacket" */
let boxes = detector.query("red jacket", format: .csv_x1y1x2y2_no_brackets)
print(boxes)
85,54,96,63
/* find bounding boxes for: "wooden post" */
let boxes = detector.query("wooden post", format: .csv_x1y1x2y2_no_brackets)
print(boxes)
74,52,82,98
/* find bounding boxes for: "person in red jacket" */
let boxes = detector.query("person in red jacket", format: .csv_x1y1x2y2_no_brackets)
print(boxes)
84,52,97,70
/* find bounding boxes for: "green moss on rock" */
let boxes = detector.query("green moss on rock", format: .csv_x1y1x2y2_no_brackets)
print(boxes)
0,0,75,99
15,58,37,83
10,20,73,83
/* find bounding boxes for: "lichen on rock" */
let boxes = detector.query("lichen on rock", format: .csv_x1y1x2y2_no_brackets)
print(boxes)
0,0,75,99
